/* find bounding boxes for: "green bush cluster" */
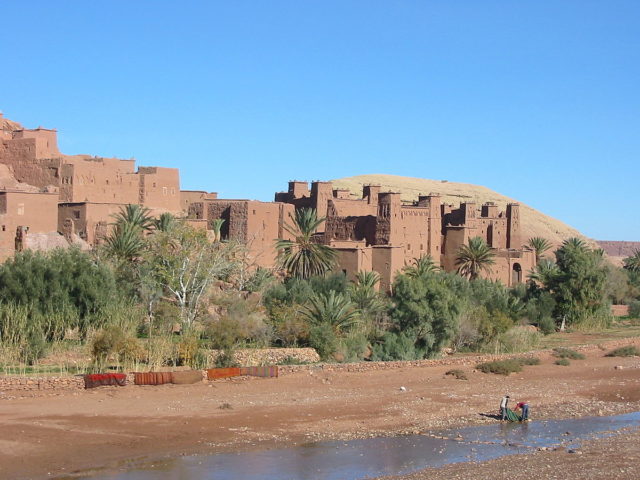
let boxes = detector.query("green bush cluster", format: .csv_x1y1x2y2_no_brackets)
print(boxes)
605,346,640,357
476,359,523,375
553,348,585,360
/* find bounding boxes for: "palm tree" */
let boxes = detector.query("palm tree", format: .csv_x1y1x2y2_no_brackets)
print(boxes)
455,236,495,280
153,212,176,232
275,208,337,279
104,222,146,262
354,271,380,290
624,249,640,272
211,219,225,242
528,237,552,263
403,255,438,278
350,271,385,315
527,258,559,288
562,237,587,251
111,204,154,231
302,290,359,333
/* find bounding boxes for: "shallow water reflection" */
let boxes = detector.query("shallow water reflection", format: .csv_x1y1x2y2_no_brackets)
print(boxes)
85,412,640,480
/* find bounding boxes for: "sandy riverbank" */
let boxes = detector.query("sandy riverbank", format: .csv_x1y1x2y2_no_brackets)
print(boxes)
1,340,639,479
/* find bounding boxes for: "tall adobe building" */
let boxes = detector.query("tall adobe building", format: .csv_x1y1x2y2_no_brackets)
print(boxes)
274,181,535,290
0,112,181,254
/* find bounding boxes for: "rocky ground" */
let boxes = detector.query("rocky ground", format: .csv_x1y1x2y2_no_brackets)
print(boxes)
1,340,639,479
384,428,640,480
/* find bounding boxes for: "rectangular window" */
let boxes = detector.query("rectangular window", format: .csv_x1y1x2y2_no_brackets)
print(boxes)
17,204,24,216
163,187,168,195
73,210,81,219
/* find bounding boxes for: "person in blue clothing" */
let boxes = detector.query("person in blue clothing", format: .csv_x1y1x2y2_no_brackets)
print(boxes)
515,401,529,421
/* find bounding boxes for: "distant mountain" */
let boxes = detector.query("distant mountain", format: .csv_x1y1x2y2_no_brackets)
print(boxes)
597,241,640,267
331,174,590,248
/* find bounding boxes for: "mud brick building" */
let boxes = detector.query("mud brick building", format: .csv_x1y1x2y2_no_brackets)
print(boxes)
187,197,295,268
274,181,535,290
0,113,181,257
1,112,534,286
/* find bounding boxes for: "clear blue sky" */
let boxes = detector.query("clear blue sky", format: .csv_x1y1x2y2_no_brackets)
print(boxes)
1,1,638,240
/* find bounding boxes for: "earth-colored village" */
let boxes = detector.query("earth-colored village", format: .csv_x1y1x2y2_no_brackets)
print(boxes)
0,113,534,288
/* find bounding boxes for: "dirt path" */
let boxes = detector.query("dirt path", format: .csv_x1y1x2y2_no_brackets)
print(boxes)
1,341,640,479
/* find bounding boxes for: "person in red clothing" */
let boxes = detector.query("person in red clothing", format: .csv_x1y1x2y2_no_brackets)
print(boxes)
515,401,529,421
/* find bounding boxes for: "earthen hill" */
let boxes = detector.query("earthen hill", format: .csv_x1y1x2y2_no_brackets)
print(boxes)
1,113,595,289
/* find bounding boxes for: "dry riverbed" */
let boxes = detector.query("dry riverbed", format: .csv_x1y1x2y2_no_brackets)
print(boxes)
1,340,639,479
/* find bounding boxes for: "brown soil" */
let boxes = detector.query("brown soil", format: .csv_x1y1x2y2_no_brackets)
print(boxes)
1,344,640,480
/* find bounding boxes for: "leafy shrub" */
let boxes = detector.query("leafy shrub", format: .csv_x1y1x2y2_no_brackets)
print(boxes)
514,356,540,366
445,369,468,380
555,358,571,366
389,273,460,358
371,331,425,361
553,348,585,360
90,325,144,371
277,356,310,366
537,316,556,335
476,359,523,375
308,323,338,361
629,300,640,319
605,346,640,357
244,268,275,293
0,248,119,337
494,327,542,354
334,332,370,363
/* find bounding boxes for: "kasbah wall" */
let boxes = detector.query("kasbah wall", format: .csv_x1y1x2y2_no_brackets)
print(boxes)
0,112,535,287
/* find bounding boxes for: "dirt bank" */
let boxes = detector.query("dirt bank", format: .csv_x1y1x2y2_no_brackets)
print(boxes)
1,340,639,479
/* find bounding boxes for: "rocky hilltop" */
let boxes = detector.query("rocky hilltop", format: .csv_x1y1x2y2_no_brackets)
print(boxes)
332,174,590,247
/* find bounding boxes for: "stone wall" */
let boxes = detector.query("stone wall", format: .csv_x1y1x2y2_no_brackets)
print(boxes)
2,338,639,394
210,347,320,366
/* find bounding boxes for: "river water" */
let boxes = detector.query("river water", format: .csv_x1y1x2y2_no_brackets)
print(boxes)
84,412,640,480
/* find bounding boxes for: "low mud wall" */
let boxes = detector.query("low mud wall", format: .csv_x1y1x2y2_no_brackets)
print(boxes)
0,376,84,391
2,338,639,394
210,347,320,366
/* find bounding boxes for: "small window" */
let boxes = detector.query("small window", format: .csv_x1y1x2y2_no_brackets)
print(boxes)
171,188,176,195
253,209,256,215
153,183,157,187
17,204,24,216
1,225,5,231
163,187,168,195
73,210,80,219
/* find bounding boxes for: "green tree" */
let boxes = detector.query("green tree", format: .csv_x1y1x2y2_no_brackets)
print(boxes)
0,248,118,337
528,237,552,263
153,212,177,232
104,221,146,262
546,237,609,327
349,271,387,330
456,237,496,280
387,273,460,358
527,258,559,288
403,255,438,278
275,208,337,279
211,218,225,243
146,224,239,328
302,290,359,333
111,204,154,231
